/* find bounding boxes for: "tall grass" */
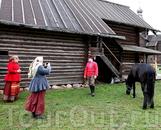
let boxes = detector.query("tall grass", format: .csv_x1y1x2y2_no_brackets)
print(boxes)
1,81,161,130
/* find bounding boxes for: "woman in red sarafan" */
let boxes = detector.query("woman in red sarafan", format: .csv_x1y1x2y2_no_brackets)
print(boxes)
2,55,21,102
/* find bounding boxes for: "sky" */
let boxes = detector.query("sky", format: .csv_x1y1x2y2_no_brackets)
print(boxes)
108,0,161,32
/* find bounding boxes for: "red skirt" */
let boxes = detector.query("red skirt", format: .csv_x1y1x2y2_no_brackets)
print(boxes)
25,90,46,115
2,81,20,101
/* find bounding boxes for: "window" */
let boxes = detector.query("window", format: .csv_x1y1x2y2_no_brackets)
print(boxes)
0,51,8,55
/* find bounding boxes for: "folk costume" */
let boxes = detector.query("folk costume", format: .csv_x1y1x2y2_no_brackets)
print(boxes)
2,55,21,102
84,56,98,97
25,56,51,119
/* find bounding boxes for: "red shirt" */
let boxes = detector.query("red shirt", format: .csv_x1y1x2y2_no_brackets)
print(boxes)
84,61,98,77
4,62,21,81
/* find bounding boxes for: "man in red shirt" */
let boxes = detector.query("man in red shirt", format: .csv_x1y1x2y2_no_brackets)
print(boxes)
84,56,98,97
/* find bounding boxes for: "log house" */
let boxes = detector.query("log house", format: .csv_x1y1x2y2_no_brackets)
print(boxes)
0,0,161,89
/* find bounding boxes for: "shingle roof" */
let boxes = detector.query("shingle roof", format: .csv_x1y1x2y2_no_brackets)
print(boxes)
121,45,161,54
146,35,161,47
92,0,154,30
0,0,156,37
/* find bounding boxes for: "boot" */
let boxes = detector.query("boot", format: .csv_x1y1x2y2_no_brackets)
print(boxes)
7,100,13,103
35,114,46,119
91,86,95,97
91,92,95,97
88,85,92,95
14,98,18,101
31,112,35,118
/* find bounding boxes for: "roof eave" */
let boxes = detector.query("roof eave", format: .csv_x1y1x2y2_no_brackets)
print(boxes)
0,20,125,40
121,45,161,55
103,19,160,32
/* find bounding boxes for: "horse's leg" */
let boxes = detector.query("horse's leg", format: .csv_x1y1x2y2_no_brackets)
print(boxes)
142,93,148,109
150,100,154,108
142,83,147,109
132,83,136,98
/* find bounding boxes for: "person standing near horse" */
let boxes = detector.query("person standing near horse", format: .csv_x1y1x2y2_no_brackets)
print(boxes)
152,60,157,71
139,58,144,63
25,56,51,119
84,56,98,97
2,55,21,102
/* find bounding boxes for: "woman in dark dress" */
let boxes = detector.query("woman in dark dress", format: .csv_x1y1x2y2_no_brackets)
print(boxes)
25,56,51,119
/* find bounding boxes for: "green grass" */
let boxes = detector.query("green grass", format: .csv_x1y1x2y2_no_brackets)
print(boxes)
1,81,161,130
156,66,161,74
157,68,161,74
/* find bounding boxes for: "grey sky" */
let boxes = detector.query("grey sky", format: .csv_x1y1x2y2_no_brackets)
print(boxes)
108,0,161,31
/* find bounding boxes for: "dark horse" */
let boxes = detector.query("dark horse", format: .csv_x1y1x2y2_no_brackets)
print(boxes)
126,63,155,109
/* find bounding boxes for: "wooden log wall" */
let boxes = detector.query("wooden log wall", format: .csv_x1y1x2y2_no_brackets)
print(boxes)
0,28,87,89
106,22,139,46
146,46,155,63
139,32,147,47
157,42,161,64
105,21,140,78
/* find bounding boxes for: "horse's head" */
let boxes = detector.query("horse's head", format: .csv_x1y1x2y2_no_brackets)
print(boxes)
126,80,132,95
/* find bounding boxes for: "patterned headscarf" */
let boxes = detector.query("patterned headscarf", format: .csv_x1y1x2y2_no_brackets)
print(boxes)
28,56,43,78
9,55,19,62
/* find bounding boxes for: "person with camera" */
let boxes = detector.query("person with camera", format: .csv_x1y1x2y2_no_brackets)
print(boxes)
25,56,51,119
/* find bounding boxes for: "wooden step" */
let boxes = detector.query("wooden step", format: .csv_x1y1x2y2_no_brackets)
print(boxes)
99,54,120,77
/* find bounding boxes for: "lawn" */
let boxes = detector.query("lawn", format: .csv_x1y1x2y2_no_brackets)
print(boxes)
1,81,161,130
157,66,161,74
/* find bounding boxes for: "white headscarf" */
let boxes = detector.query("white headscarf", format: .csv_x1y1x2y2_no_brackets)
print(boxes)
28,56,43,78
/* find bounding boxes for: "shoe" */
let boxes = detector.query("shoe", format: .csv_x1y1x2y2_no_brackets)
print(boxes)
31,112,35,118
91,93,95,97
7,100,13,103
35,114,46,119
14,98,18,101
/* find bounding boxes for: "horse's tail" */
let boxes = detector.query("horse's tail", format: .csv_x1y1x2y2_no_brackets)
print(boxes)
147,69,155,104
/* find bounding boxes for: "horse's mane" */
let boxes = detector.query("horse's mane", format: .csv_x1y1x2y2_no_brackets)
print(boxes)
127,63,155,88
126,63,139,83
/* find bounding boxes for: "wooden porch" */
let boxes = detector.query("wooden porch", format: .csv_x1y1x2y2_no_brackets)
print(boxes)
88,38,121,80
